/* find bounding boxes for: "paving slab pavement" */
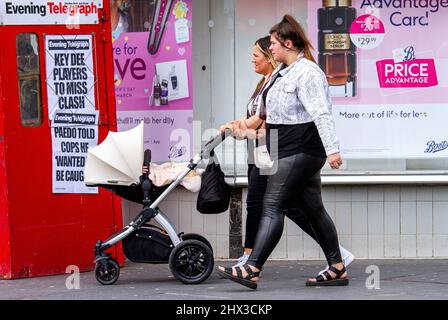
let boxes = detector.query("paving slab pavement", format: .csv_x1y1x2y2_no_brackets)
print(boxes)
1,259,447,300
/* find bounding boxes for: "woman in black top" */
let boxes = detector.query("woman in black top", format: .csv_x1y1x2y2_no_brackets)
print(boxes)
218,15,348,289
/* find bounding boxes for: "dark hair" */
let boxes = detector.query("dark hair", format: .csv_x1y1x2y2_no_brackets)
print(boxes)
255,36,271,54
251,36,278,99
269,14,316,63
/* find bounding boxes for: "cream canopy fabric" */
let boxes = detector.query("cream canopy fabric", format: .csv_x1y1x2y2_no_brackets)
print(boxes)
84,123,144,186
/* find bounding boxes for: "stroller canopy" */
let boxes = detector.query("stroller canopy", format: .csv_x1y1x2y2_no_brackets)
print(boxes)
84,123,144,186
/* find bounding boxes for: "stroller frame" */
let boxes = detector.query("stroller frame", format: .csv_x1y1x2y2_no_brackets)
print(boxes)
93,131,230,285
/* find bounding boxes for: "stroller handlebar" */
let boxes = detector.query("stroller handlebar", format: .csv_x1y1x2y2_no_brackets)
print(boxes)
143,149,151,177
143,149,151,167
141,149,152,203
202,129,232,157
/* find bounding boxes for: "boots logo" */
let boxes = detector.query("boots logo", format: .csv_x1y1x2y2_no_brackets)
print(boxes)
425,140,448,154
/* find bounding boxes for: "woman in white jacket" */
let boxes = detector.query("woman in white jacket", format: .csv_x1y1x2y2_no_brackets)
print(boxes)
218,15,349,290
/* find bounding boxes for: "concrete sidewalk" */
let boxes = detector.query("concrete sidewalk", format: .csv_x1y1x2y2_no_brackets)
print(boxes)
1,259,447,300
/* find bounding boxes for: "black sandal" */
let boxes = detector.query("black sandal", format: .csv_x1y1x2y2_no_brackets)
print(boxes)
306,265,349,287
217,264,260,290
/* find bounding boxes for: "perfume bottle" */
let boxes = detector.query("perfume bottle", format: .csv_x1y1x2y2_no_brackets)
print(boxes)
153,74,161,106
318,0,356,97
169,65,178,92
161,80,169,105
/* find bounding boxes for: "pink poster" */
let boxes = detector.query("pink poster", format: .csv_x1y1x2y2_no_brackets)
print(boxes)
111,0,193,162
308,0,448,158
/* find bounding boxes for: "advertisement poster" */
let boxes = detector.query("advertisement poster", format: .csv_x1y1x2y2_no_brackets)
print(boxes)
308,0,448,159
51,115,99,194
45,35,97,121
45,34,99,194
111,0,193,162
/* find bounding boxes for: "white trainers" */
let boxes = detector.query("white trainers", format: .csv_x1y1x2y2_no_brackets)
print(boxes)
342,251,355,266
318,247,355,275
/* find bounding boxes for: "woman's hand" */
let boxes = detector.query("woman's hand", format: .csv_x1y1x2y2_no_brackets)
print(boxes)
327,153,343,169
219,119,240,133
218,120,246,140
231,120,247,140
218,122,233,133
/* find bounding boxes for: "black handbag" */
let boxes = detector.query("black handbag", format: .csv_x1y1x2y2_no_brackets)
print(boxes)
196,151,231,214
122,224,173,263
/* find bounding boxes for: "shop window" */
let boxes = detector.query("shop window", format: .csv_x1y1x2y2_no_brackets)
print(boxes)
198,0,448,178
16,33,42,127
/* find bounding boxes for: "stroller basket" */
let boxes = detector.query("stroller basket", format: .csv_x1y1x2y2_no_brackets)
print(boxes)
122,224,173,263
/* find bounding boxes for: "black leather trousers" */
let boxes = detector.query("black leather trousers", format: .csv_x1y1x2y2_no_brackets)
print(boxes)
245,164,319,249
247,153,343,269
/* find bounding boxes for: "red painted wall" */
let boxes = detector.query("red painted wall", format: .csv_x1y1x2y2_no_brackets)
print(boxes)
0,2,124,279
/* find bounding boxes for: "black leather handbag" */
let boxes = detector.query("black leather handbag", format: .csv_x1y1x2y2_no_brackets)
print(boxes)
196,151,231,214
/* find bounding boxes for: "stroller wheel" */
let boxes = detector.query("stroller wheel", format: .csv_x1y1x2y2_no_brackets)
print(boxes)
95,259,120,285
169,239,214,284
181,233,213,254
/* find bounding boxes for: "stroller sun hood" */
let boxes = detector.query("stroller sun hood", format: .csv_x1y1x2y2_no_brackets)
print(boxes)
84,123,144,187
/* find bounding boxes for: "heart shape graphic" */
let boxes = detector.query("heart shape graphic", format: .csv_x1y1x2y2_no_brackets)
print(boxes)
178,47,186,56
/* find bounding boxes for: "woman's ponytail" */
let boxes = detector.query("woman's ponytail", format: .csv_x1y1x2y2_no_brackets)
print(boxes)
270,14,316,63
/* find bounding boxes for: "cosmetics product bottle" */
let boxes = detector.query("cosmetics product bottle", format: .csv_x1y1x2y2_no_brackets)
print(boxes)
175,17,190,44
161,80,169,105
154,75,161,106
169,65,178,92
318,0,356,97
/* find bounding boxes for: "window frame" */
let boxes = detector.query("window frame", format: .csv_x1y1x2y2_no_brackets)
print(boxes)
16,33,43,127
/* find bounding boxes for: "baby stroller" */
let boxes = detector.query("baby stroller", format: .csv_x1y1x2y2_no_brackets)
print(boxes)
84,123,230,285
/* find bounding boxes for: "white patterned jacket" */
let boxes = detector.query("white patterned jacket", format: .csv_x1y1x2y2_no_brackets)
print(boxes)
263,53,340,156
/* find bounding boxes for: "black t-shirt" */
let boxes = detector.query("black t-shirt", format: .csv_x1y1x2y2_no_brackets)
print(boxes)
266,122,326,160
